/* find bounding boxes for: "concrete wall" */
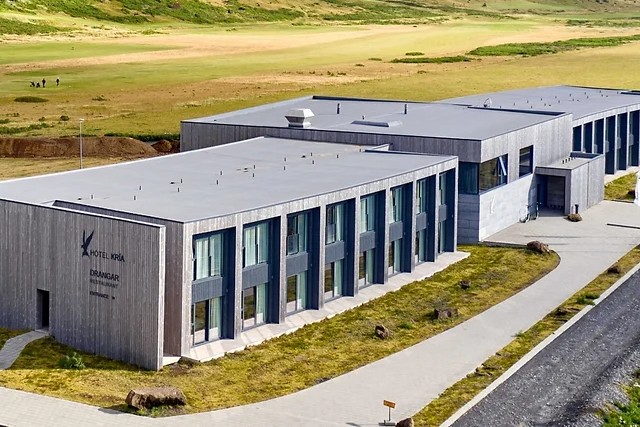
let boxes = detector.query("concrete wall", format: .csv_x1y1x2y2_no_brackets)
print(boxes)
0,200,165,370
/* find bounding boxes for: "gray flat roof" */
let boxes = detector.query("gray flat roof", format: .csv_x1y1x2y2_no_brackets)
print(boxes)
184,96,561,141
442,85,640,120
0,137,453,223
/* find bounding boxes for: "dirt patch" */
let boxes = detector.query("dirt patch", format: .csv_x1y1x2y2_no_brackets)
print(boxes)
0,136,158,158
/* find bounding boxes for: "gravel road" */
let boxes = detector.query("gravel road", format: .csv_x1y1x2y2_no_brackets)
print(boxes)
453,270,640,427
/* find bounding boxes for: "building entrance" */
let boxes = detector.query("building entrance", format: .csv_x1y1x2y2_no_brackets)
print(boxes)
37,289,49,330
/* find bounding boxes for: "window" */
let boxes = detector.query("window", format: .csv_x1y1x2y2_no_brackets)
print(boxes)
390,186,403,223
190,297,222,345
359,249,375,287
519,146,533,177
479,155,508,192
416,179,428,213
360,195,376,232
389,239,402,274
416,229,427,263
286,272,307,314
287,213,308,256
458,162,479,195
243,222,269,267
193,232,223,280
326,203,345,245
439,173,447,205
324,260,344,301
242,283,267,329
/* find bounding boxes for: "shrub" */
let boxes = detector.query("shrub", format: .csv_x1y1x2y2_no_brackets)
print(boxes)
58,352,86,369
14,96,48,103
405,51,424,56
59,115,70,122
368,57,382,61
391,55,472,64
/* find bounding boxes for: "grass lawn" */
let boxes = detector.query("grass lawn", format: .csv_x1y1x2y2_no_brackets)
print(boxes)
602,370,640,425
0,328,27,350
413,245,640,426
0,157,147,180
605,172,637,201
0,244,559,414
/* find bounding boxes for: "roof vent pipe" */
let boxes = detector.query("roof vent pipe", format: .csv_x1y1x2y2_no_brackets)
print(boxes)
404,104,408,114
285,108,314,128
337,103,341,114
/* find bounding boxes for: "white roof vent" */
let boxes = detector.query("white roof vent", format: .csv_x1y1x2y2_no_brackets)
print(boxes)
285,108,314,128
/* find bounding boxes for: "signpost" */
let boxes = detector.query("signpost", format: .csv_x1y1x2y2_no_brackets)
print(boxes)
380,400,396,426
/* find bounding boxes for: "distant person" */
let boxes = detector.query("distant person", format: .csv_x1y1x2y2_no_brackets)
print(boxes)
42,78,46,88
56,77,60,87
36,82,40,88
30,81,35,87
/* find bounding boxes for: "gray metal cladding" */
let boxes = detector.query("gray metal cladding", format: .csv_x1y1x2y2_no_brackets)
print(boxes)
0,199,165,370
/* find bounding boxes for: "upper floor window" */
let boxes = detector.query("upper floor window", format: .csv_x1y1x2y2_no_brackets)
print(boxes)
244,222,269,267
360,194,376,233
416,179,428,213
519,146,533,177
479,155,508,192
193,232,223,281
390,186,403,223
287,212,308,255
326,203,345,245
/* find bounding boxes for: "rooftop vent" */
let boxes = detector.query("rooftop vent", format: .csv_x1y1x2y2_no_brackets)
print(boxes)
285,108,314,128
352,120,402,128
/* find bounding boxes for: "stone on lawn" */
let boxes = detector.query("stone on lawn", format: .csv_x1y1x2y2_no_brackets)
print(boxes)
527,240,550,254
434,306,458,320
126,386,187,409
396,417,414,427
375,324,390,340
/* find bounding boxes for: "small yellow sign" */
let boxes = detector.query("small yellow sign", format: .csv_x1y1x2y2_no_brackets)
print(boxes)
383,400,396,409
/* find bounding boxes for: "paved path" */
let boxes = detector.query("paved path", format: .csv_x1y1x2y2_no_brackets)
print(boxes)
0,330,47,370
453,270,640,426
1,201,640,427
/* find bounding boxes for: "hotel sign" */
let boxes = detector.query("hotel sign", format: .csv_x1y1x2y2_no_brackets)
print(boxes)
81,229,126,299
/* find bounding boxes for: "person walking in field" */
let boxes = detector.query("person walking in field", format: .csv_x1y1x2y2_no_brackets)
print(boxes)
56,77,60,86
42,78,46,88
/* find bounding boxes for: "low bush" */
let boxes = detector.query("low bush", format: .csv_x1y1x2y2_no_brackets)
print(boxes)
58,352,85,370
14,96,48,103
405,51,424,56
391,55,472,64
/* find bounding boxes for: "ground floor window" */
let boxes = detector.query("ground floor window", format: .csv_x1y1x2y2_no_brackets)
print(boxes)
191,297,222,345
324,259,344,301
416,229,427,263
286,272,307,314
359,249,375,287
438,221,446,254
388,239,402,275
242,283,267,330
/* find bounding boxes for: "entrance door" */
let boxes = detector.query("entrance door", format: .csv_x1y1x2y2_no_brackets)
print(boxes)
537,176,548,208
37,289,49,329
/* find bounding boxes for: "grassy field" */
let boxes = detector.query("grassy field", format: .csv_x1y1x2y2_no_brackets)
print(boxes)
0,157,148,180
0,245,559,414
413,245,640,426
605,172,637,201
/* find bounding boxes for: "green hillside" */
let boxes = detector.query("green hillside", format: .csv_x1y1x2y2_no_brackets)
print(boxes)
2,0,640,34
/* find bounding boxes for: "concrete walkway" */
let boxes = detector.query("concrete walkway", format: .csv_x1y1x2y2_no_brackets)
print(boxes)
0,330,47,370
1,201,640,426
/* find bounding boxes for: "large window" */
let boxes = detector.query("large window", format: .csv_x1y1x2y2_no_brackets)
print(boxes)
416,229,427,263
519,146,533,177
191,297,222,345
479,155,508,192
287,212,308,255
326,203,345,245
360,194,376,232
243,222,269,267
324,260,344,301
242,283,267,329
193,233,223,280
389,186,403,223
388,239,402,274
459,162,479,195
416,179,428,213
286,272,307,314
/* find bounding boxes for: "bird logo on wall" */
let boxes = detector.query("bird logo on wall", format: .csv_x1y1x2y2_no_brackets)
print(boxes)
81,230,94,257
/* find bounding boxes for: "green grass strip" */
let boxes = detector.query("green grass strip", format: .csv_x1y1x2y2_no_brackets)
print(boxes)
0,328,28,350
0,245,558,414
391,55,472,64
0,17,61,35
602,372,640,425
468,34,640,57
605,172,637,201
413,245,640,426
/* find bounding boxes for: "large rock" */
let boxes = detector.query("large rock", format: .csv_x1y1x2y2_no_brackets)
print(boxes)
567,213,582,222
434,306,458,320
396,417,414,427
527,240,549,254
375,324,390,339
126,386,187,409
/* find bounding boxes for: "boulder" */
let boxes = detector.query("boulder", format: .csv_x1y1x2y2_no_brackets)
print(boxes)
434,306,458,320
396,417,414,427
567,213,582,222
375,324,390,340
608,264,621,275
527,240,549,254
126,386,187,409
459,280,471,290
